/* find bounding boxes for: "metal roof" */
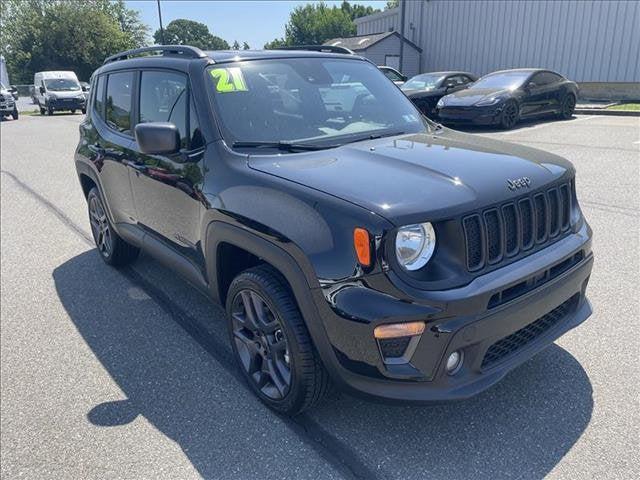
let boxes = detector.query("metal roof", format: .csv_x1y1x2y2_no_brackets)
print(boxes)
324,31,422,53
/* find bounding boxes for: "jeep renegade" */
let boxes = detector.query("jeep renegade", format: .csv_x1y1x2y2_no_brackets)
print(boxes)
75,46,593,414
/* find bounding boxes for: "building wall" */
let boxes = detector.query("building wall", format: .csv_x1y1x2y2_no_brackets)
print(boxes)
355,0,640,83
361,35,421,77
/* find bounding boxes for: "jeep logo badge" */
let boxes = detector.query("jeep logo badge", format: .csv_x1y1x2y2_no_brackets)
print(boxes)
507,177,531,191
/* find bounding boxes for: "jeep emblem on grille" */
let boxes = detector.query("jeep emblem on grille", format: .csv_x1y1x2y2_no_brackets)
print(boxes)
507,177,531,191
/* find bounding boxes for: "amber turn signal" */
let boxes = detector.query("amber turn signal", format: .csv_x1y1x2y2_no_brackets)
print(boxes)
374,321,425,339
353,227,371,266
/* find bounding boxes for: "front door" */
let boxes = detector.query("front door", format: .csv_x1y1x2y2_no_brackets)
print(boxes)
128,69,207,267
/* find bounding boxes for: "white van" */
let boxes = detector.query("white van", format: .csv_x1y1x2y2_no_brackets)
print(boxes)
34,71,87,115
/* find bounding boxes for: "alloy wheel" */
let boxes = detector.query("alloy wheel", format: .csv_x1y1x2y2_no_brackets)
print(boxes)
563,95,576,117
89,195,112,257
231,289,292,400
502,102,518,128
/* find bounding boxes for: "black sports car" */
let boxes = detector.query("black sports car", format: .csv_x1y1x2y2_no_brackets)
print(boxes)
436,68,579,129
401,71,477,117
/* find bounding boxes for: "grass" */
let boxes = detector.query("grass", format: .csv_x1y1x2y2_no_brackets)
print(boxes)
607,103,640,111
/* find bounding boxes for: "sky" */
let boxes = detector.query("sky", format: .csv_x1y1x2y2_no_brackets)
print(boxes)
125,1,389,49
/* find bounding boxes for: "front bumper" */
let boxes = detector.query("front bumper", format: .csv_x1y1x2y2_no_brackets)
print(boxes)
437,104,503,125
0,98,15,114
47,97,86,110
307,222,593,402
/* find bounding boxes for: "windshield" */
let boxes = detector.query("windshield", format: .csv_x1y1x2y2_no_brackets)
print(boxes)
45,78,81,91
402,74,444,90
207,58,429,149
471,71,531,90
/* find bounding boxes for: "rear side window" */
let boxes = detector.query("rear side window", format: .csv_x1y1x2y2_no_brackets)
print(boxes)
105,72,133,134
93,76,105,120
532,72,563,86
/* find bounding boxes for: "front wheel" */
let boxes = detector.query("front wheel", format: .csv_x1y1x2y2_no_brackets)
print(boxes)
226,265,331,415
47,105,54,116
87,187,139,266
71,109,76,114
81,107,86,114
559,94,576,119
11,108,18,120
499,100,519,129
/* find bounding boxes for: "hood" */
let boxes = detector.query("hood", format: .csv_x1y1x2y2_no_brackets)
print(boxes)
48,89,83,99
442,87,511,106
248,130,573,226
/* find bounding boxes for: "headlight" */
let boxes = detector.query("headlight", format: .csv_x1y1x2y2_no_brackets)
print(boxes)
395,222,436,271
47,93,57,100
475,96,504,106
76,94,85,100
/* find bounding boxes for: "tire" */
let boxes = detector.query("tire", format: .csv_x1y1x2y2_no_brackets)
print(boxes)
81,107,86,115
39,103,45,115
226,265,331,415
499,100,519,129
47,105,54,116
11,108,18,120
87,187,140,266
71,109,76,114
559,93,576,119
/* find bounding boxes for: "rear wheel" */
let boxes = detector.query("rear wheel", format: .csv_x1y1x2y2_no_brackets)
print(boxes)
11,108,18,120
71,109,76,114
559,93,576,119
226,265,331,415
81,107,86,114
39,103,45,115
47,105,54,116
499,100,519,129
87,187,139,266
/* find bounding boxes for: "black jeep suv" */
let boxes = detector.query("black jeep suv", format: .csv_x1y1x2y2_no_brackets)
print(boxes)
75,46,593,414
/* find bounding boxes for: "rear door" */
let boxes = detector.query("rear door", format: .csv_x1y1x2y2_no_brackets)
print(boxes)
127,69,207,267
88,71,138,225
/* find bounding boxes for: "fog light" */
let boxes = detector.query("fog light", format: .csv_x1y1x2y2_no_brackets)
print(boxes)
445,350,463,375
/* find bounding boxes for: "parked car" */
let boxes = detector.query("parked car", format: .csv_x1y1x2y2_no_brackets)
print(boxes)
436,68,578,129
0,82,18,120
76,46,593,414
378,66,407,86
401,71,477,117
34,71,86,115
80,81,90,101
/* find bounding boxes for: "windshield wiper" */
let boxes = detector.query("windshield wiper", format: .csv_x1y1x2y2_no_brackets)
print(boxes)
339,131,406,146
232,141,336,152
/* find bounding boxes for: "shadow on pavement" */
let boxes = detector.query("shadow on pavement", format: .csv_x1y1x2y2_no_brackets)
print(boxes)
54,249,593,479
445,114,580,134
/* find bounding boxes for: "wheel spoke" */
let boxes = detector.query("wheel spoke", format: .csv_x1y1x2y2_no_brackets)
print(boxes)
240,291,260,330
266,358,288,398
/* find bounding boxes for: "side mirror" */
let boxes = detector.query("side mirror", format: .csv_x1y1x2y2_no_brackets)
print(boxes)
9,85,17,93
401,75,408,82
135,122,180,155
39,86,45,94
82,85,88,92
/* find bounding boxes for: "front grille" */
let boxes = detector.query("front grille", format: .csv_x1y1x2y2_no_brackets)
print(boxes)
481,295,578,369
463,182,572,271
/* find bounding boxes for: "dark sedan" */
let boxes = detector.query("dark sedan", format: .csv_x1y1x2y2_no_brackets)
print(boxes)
401,71,477,117
436,69,578,129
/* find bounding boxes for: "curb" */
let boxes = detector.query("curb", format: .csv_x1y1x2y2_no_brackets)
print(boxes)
574,108,640,117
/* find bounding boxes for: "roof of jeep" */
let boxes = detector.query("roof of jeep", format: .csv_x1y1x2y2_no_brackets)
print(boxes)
205,49,360,63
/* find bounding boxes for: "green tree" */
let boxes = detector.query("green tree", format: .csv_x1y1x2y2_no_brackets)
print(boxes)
242,41,250,50
153,19,229,50
232,40,240,50
0,0,148,83
264,1,380,49
385,0,400,9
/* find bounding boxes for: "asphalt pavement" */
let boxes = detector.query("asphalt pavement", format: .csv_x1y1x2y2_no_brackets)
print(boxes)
1,110,638,479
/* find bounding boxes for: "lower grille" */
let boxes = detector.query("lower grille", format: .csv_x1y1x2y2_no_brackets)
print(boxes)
481,295,578,369
378,337,411,359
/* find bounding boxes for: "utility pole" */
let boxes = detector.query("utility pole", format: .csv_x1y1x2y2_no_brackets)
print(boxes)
157,0,165,45
398,0,406,74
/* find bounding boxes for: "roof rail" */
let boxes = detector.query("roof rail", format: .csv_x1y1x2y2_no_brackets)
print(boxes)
104,45,207,64
278,45,354,55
